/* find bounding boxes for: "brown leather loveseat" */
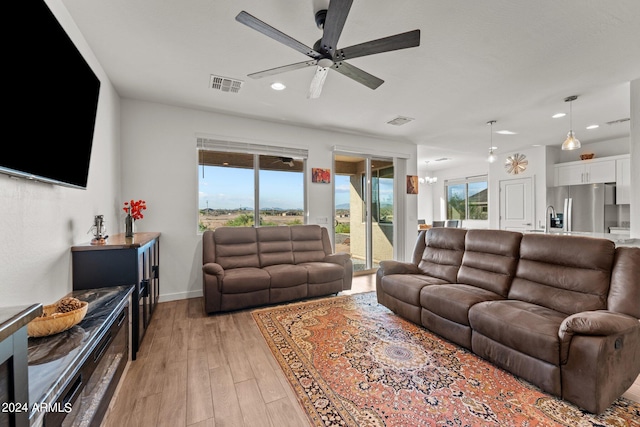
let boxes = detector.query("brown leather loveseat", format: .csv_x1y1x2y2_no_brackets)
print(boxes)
203,224,352,314
376,227,640,414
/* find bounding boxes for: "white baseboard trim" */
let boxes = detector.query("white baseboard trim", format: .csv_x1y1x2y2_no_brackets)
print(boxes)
159,289,203,303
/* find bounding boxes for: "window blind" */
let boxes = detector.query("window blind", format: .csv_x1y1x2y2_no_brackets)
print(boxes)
197,137,308,159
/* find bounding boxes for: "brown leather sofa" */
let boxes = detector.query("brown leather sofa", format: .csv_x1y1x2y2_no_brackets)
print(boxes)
202,225,352,314
376,227,640,414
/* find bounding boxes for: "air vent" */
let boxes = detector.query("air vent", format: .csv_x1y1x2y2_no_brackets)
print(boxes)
387,116,415,126
209,75,243,93
605,118,630,125
434,157,451,162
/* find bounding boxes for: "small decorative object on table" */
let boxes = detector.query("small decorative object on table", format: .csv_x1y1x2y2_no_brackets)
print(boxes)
580,153,595,160
123,199,146,237
89,214,108,245
27,297,88,337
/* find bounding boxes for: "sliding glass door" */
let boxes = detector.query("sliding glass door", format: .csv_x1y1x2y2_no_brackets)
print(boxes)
334,154,394,273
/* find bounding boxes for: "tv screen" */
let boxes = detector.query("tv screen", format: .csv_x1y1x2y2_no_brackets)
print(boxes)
2,0,101,189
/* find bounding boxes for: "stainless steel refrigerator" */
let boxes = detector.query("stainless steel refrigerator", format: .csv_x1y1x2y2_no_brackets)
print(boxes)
546,183,617,233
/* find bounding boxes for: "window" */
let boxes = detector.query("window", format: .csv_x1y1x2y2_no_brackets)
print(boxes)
197,139,307,231
445,176,488,220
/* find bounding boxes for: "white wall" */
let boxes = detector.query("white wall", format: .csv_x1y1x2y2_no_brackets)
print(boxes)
0,0,122,307
120,99,418,302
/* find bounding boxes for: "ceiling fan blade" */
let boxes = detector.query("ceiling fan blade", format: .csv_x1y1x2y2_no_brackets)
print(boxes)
248,60,318,79
236,11,322,59
320,0,353,57
331,61,383,90
337,29,421,61
307,66,330,99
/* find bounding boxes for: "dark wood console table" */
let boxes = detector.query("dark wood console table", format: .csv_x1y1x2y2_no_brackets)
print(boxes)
71,232,160,358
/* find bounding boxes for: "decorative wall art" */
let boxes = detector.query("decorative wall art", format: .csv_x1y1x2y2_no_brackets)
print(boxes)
312,168,331,183
505,153,528,175
407,175,418,194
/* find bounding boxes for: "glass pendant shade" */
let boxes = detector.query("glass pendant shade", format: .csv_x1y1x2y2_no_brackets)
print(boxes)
561,130,581,150
561,96,581,150
488,150,497,163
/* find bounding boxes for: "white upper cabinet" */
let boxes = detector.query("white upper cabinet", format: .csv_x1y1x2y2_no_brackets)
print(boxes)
616,156,631,204
554,157,617,186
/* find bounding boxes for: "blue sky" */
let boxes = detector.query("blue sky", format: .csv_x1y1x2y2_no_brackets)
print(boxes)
198,167,391,210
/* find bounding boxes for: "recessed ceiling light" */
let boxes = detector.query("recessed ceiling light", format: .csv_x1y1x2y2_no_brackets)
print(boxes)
552,113,566,119
586,124,599,130
496,130,517,135
271,82,286,91
489,146,498,150
532,144,542,147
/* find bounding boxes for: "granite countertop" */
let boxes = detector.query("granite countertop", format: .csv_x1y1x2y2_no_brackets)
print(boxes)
27,285,133,424
523,229,638,247
0,304,42,342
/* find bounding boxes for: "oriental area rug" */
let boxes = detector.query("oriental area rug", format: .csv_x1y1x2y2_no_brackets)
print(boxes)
252,292,640,427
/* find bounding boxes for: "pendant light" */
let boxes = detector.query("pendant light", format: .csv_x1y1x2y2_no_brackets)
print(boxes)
487,120,497,163
561,95,581,150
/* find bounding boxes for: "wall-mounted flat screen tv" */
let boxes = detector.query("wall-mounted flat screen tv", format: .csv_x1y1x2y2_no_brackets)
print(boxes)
2,0,101,189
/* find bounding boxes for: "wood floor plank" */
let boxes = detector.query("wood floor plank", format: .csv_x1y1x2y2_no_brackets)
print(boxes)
209,365,245,427
221,330,254,383
235,379,272,427
131,393,162,427
186,348,215,425
156,359,188,427
245,338,288,403
167,319,190,363
266,396,309,427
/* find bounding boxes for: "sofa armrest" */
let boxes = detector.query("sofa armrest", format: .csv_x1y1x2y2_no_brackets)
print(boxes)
559,310,639,364
203,262,224,280
558,310,640,413
378,260,420,276
324,252,350,266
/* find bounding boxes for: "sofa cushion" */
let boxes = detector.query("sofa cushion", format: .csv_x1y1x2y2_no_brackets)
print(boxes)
469,300,566,365
509,234,615,315
299,262,345,284
420,284,504,326
220,267,271,294
457,229,521,297
382,274,447,306
263,264,308,288
257,226,295,267
291,225,327,263
214,227,260,269
416,228,467,282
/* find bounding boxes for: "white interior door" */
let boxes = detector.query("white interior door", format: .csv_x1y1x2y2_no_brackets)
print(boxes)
499,177,533,231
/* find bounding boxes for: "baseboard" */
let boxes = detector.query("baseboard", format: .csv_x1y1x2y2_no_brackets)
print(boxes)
159,289,203,302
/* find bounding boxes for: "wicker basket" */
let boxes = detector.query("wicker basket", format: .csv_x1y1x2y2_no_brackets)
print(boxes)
27,301,88,338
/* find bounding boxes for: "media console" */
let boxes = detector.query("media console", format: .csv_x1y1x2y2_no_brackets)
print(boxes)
71,232,160,359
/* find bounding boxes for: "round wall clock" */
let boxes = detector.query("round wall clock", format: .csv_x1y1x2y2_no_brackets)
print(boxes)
505,153,528,175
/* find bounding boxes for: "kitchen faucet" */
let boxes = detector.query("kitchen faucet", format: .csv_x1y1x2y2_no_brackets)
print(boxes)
546,205,556,233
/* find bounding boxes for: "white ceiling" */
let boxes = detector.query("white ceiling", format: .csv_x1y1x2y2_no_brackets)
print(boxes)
62,0,640,169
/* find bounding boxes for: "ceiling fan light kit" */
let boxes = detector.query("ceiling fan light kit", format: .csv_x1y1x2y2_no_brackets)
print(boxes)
561,95,581,150
236,0,420,98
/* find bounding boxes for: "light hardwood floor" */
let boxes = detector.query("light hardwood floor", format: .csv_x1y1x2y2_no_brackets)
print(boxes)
102,273,639,426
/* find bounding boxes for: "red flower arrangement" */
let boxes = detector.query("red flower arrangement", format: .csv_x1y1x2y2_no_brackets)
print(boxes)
123,199,147,220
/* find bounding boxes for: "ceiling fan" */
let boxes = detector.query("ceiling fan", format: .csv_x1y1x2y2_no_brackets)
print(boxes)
235,0,420,98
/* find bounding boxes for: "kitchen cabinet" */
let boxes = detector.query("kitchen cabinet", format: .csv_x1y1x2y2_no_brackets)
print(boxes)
554,157,617,186
616,156,631,204
71,232,160,359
